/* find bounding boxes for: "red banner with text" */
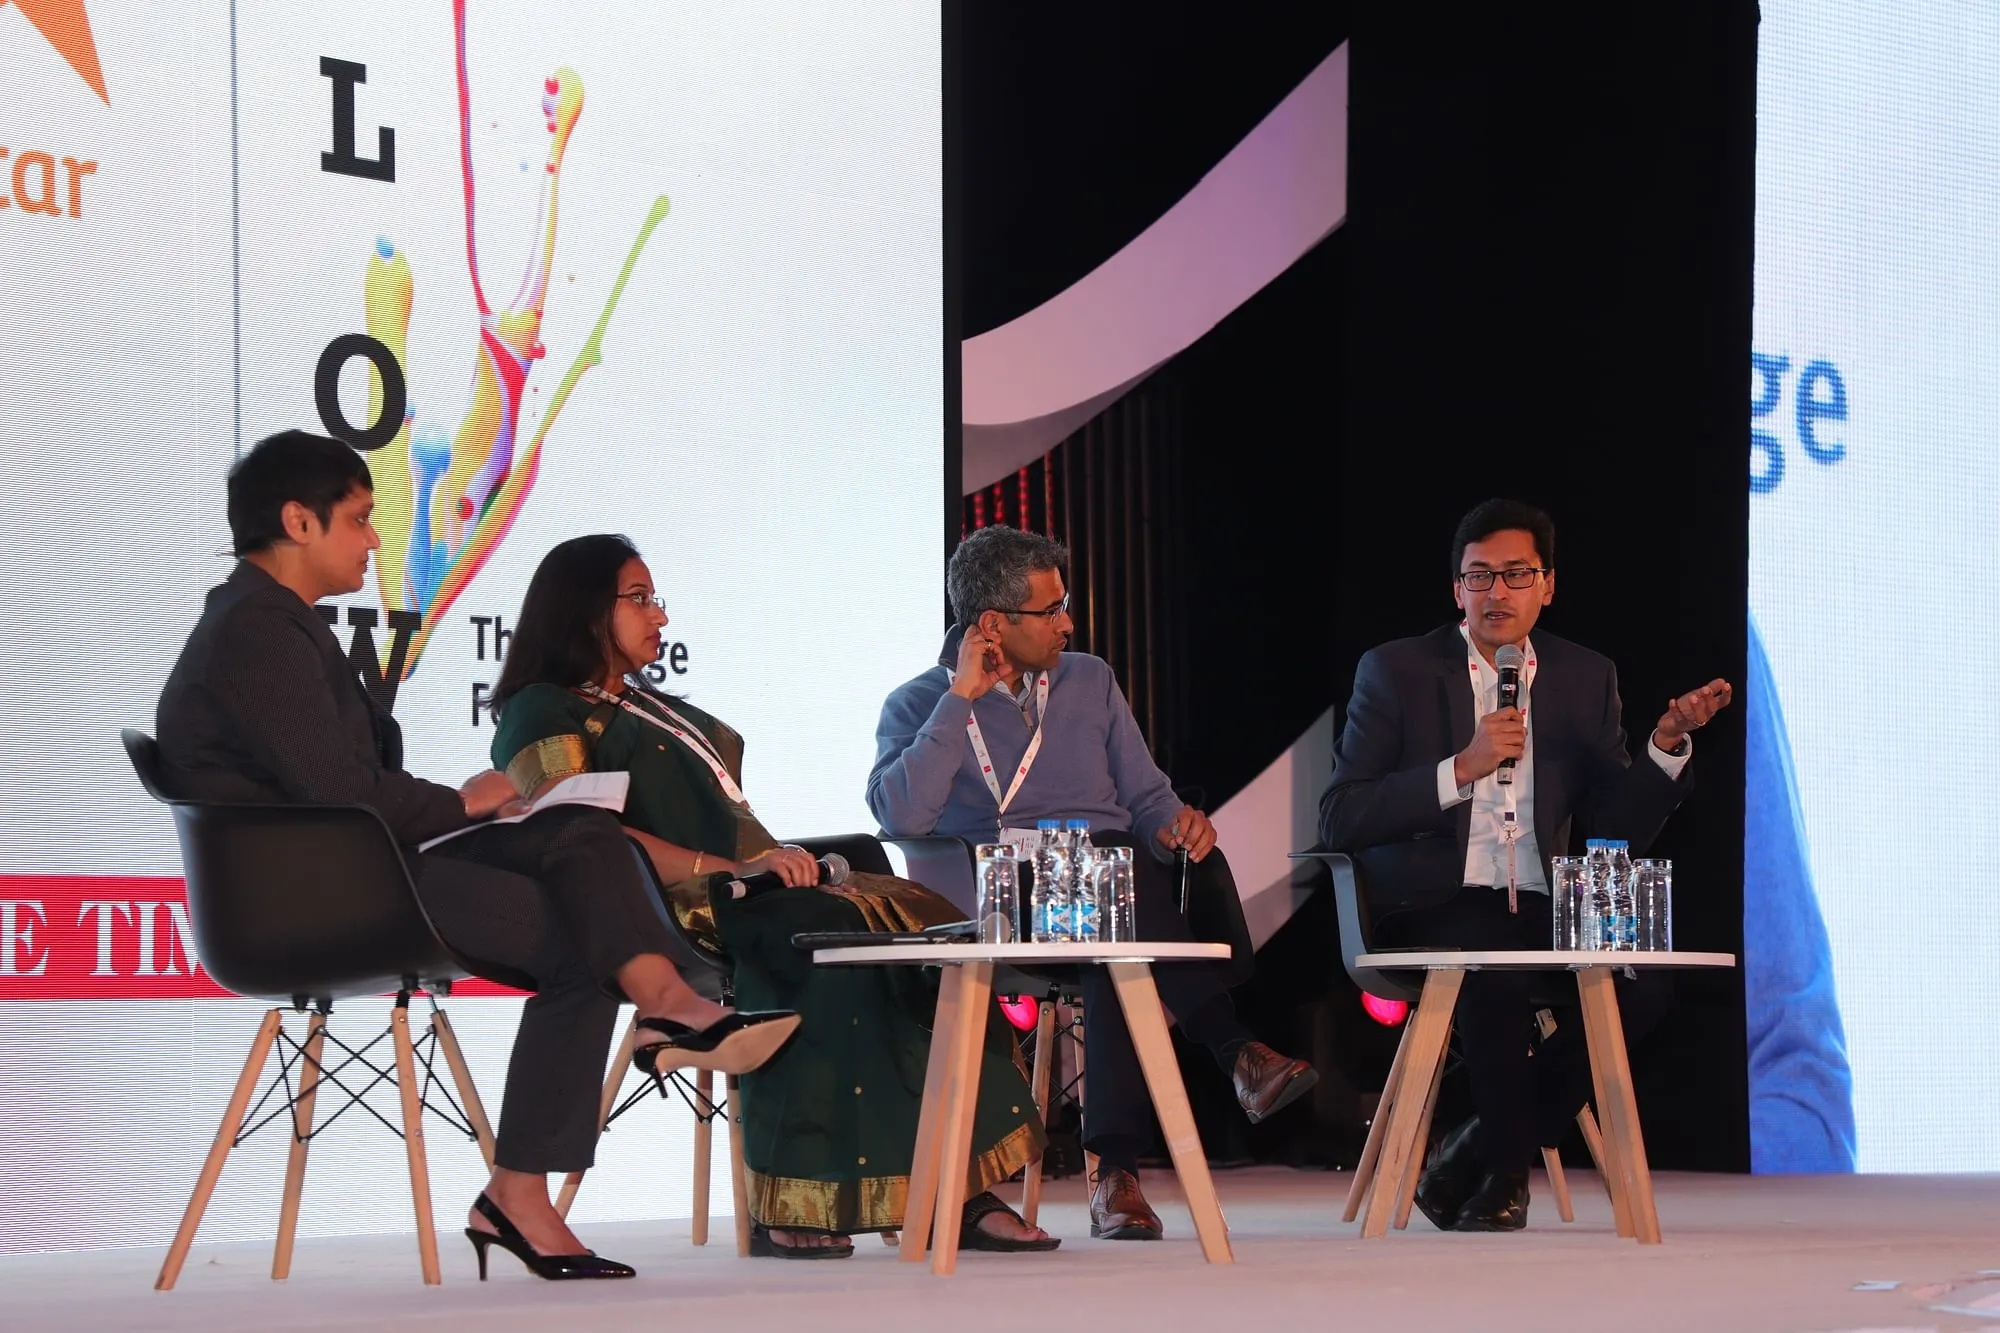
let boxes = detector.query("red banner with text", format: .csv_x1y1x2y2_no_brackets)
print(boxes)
0,876,519,998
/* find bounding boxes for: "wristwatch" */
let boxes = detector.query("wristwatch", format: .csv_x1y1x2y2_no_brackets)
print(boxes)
1656,732,1690,757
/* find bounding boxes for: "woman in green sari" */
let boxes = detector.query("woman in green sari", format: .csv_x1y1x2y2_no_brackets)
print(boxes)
489,534,1057,1258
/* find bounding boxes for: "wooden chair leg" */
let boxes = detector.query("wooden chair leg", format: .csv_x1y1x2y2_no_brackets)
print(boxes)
429,1010,496,1172
272,1011,328,1278
1393,1033,1448,1230
1107,962,1234,1264
1344,1014,1412,1222
900,965,966,1266
157,1009,284,1290
1019,999,1057,1226
1362,969,1462,1239
391,999,442,1285
1577,968,1660,1244
691,1067,714,1245
1576,1096,1608,1184
556,1014,637,1220
728,1073,751,1256
1542,1146,1575,1223
929,961,996,1276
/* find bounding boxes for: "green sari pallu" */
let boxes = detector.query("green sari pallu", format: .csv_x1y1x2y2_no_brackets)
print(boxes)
492,682,1045,1234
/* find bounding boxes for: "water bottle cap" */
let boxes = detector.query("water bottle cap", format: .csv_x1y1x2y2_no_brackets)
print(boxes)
1065,820,1089,830
1036,819,1060,829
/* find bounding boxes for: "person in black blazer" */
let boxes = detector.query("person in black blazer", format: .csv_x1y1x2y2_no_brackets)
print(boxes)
1318,498,1731,1231
155,431,796,1279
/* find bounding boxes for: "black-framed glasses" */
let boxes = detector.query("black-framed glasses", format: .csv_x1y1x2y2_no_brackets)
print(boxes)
1000,595,1070,622
615,590,667,612
1456,567,1548,591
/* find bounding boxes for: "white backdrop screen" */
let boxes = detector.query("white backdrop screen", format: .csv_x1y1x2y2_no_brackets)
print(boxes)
1749,1,1999,1172
0,0,942,1252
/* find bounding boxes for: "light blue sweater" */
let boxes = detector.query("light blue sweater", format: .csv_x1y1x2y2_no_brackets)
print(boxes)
868,649,1183,855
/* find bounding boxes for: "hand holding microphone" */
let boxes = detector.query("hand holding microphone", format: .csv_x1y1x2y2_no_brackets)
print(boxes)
716,850,851,899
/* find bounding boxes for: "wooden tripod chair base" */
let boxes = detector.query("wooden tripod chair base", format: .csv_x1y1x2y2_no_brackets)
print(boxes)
557,1012,749,1253
157,996,496,1291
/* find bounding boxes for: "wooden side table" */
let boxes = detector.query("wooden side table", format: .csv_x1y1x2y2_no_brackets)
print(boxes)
1349,950,1735,1244
813,941,1236,1275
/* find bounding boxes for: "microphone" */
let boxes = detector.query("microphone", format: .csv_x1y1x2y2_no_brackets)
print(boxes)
716,851,851,899
1494,643,1524,786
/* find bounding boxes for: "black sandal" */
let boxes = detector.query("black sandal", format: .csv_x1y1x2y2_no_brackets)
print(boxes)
958,1191,1062,1252
749,1224,855,1260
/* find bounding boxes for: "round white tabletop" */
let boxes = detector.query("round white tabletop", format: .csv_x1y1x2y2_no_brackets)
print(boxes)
813,941,1233,966
1353,949,1734,969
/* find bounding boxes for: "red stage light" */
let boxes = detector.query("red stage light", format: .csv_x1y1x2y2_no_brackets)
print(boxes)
1361,993,1408,1027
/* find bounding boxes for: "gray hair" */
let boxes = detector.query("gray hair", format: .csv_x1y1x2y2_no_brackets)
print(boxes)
946,525,1069,625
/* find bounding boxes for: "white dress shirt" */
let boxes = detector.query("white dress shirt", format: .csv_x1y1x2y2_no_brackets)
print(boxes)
1435,627,1691,893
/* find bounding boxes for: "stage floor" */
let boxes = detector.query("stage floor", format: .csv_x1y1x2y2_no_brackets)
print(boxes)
8,1169,1999,1332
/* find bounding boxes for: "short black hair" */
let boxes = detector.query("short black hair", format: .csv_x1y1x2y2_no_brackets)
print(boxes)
1450,498,1555,576
227,430,373,556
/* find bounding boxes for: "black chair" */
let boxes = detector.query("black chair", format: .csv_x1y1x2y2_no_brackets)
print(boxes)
121,728,508,1290
1295,847,1606,1229
555,831,903,1255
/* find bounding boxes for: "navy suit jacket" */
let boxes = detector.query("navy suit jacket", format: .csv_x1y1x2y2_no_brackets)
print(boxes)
1318,624,1692,917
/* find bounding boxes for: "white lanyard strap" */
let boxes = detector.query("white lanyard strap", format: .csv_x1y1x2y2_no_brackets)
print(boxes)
583,683,753,812
965,672,1050,816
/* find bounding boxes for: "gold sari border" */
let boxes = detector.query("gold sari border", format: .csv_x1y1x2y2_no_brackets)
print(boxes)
743,1120,1045,1233
503,735,590,797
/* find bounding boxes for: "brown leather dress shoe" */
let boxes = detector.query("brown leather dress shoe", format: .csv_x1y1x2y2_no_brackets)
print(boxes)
1089,1168,1164,1240
1231,1041,1319,1124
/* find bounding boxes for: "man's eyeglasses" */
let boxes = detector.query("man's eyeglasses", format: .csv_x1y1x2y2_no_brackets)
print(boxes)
1456,567,1549,592
615,591,667,612
1001,595,1070,622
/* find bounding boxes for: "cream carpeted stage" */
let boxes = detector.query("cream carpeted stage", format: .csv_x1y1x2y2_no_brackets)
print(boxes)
8,1169,1999,1332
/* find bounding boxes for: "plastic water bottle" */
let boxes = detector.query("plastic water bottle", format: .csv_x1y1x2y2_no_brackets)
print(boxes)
1031,819,1072,942
1066,820,1100,942
1608,840,1637,951
1580,839,1613,950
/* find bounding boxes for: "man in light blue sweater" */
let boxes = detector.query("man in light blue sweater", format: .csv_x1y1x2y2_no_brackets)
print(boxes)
870,525,1316,1241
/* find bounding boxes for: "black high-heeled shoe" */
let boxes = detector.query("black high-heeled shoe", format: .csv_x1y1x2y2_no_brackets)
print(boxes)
463,1193,636,1281
633,1009,801,1077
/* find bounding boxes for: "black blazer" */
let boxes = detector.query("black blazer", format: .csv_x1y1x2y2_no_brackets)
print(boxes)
1317,624,1691,915
154,561,470,847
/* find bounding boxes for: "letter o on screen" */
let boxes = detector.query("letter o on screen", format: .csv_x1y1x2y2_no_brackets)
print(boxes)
315,333,407,451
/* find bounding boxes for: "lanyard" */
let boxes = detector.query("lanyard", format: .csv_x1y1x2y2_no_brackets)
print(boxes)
581,682,754,812
964,672,1050,816
1460,626,1536,911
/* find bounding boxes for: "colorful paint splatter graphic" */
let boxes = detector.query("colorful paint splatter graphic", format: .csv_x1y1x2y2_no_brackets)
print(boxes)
362,0,667,674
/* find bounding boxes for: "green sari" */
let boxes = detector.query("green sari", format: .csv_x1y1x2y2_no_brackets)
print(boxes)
491,681,1044,1234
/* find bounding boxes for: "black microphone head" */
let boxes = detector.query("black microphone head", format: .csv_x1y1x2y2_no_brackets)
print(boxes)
822,851,851,886
1494,643,1525,674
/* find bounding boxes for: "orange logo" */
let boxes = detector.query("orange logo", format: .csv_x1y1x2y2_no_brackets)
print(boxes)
3,0,108,104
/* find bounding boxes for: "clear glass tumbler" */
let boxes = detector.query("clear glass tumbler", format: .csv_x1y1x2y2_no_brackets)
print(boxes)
1550,855,1587,949
1097,846,1137,942
974,843,1021,944
1634,858,1673,951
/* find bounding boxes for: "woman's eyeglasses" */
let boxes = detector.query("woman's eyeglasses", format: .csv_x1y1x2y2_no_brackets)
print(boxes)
615,591,667,611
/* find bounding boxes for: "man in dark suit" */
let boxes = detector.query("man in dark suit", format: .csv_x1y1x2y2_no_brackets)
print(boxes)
1317,498,1731,1231
155,430,765,1276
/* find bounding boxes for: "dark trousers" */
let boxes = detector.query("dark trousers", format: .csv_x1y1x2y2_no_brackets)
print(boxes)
1375,886,1670,1174
1072,833,1251,1171
416,806,682,1174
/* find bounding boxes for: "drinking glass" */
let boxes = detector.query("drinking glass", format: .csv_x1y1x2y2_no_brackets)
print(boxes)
974,843,1021,944
1550,855,1587,949
1634,858,1673,951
